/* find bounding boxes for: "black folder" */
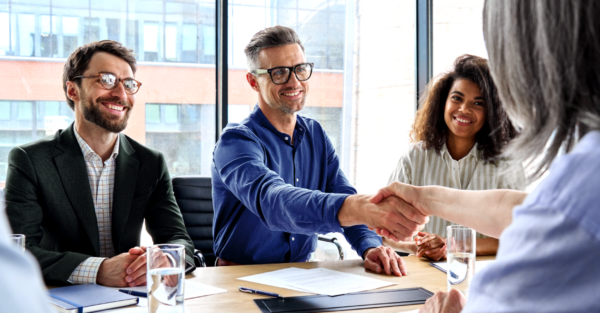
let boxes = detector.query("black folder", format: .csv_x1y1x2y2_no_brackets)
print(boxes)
254,287,434,313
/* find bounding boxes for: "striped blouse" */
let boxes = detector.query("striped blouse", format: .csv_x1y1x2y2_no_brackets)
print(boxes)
388,141,527,238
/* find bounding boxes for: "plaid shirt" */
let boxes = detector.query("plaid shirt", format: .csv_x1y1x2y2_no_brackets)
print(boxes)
68,128,120,284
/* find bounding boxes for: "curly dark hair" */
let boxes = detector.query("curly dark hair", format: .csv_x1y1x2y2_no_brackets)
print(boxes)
411,54,517,163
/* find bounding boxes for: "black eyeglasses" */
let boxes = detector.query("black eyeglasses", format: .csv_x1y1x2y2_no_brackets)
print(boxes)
72,72,142,94
251,63,314,85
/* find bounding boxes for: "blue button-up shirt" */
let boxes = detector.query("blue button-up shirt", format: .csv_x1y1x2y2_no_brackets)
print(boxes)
211,105,381,264
464,131,600,312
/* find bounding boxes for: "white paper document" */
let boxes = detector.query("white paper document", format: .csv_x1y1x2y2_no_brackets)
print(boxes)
238,267,395,296
118,280,227,300
431,260,495,275
238,267,312,292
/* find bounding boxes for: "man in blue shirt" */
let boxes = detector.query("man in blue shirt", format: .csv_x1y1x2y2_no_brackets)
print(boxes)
211,26,428,276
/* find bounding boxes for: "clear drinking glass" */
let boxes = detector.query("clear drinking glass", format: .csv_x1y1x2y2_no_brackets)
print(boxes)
446,225,476,297
146,244,186,313
11,234,25,252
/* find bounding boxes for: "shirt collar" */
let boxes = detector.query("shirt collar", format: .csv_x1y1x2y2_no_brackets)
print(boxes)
73,126,120,161
250,104,307,146
441,142,480,161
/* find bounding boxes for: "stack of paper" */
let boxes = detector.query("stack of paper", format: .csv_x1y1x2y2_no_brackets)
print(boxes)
238,267,396,296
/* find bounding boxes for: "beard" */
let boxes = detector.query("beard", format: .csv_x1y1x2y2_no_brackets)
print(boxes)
81,92,131,133
271,91,306,114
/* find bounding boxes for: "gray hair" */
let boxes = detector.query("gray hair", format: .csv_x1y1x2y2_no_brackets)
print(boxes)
483,0,600,180
244,25,305,72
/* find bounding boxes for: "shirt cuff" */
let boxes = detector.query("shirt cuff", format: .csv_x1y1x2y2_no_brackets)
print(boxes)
355,237,383,260
330,194,351,231
67,257,106,284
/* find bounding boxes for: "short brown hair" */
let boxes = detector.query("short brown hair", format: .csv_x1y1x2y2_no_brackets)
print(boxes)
62,40,137,109
244,26,304,72
412,54,516,163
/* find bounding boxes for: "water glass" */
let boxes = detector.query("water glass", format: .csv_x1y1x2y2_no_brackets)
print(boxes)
11,234,25,252
446,225,476,297
147,244,186,313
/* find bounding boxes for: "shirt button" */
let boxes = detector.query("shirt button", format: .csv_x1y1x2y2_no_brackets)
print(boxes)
292,237,295,241
285,137,289,141
296,178,299,182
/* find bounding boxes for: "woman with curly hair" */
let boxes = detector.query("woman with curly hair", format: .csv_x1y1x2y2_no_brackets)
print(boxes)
385,54,526,260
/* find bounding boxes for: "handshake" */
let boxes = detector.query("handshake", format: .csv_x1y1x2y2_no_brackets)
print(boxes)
339,181,431,242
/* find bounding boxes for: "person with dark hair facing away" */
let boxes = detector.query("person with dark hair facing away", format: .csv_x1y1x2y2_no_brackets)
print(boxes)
5,40,195,287
384,55,525,260
211,25,429,275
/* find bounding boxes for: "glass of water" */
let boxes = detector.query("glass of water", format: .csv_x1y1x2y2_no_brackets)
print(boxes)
147,244,186,313
446,225,476,297
11,234,25,252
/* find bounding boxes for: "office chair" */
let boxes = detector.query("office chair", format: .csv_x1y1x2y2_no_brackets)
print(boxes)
171,176,214,267
312,234,345,261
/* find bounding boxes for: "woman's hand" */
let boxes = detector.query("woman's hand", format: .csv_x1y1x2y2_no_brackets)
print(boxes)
415,231,447,261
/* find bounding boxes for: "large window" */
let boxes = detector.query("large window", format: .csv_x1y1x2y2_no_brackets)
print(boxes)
433,0,486,77
0,0,494,252
0,100,74,181
0,0,217,185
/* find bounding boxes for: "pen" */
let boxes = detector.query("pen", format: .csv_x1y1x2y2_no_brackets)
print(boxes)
118,289,148,298
238,286,284,298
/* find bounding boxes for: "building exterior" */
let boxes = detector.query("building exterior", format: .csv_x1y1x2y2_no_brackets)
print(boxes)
0,0,347,185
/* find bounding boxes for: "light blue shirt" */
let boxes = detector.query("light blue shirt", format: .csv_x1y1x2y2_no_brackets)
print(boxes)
465,131,600,312
0,190,53,313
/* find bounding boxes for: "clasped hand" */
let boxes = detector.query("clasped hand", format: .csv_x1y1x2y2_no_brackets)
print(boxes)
96,246,150,287
415,231,447,261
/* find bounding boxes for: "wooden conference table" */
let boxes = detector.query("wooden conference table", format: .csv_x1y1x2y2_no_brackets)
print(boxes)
181,255,495,313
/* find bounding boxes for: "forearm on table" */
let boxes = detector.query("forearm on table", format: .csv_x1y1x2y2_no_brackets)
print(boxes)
382,237,417,254
422,186,527,238
476,238,499,256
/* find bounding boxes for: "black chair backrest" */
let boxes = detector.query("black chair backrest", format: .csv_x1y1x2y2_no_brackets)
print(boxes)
172,176,216,266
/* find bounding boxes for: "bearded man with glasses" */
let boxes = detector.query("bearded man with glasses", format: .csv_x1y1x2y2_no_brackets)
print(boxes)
5,40,196,287
211,26,427,274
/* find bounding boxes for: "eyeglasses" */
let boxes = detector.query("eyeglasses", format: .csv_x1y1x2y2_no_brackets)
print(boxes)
251,63,314,85
72,72,142,94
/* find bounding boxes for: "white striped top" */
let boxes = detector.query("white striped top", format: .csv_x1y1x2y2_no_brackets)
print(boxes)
388,141,527,238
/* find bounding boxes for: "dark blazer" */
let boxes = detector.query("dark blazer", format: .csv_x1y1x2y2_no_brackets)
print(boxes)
5,124,195,285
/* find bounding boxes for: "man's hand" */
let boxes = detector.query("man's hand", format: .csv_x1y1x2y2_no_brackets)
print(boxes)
363,246,407,277
339,194,428,241
97,252,142,287
419,290,466,313
415,232,447,261
124,246,148,287
369,182,430,242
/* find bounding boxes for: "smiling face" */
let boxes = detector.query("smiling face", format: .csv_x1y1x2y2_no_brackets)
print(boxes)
443,78,486,143
249,44,308,115
69,51,135,133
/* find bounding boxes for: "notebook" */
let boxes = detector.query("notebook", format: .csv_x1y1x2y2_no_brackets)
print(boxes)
48,284,139,313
